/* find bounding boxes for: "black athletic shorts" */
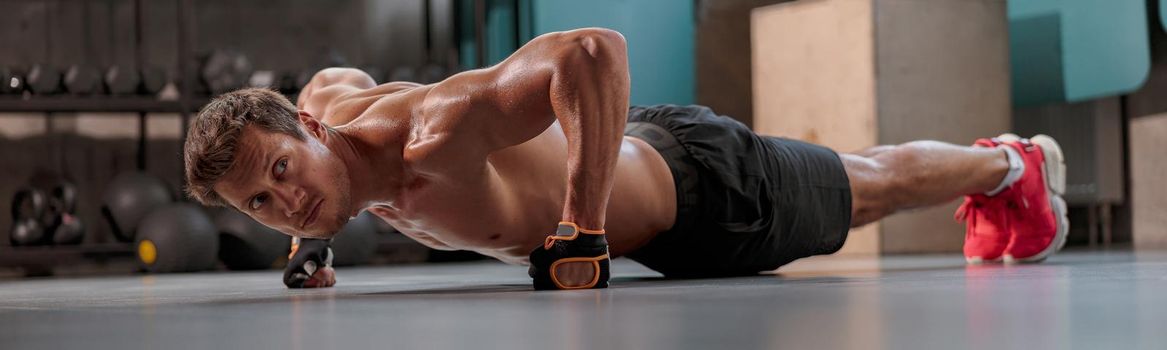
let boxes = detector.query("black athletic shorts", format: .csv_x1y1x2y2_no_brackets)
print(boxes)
623,104,852,278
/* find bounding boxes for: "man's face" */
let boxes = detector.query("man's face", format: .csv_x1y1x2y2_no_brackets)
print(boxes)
213,123,351,239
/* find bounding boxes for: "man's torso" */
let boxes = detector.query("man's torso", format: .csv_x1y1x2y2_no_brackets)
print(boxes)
323,85,676,264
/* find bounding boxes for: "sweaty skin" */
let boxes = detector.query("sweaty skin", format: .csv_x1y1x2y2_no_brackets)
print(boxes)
212,28,676,286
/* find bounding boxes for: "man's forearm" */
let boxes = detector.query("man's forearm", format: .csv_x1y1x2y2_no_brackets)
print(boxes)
550,29,630,230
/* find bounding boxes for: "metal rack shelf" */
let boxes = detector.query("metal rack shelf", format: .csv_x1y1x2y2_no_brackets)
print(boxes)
0,97,201,113
0,243,136,267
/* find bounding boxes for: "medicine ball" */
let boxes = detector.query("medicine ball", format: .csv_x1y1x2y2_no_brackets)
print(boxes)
135,203,219,273
102,172,174,242
330,211,379,266
10,187,49,246
214,209,291,270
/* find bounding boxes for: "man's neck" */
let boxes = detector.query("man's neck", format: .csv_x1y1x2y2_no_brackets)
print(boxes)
325,126,406,217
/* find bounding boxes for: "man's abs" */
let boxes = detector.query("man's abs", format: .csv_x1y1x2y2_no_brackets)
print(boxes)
369,121,676,263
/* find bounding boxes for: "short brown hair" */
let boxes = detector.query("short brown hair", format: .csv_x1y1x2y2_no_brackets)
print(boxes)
184,88,304,206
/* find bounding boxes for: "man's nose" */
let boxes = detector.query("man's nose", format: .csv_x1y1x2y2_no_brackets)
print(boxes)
273,184,305,218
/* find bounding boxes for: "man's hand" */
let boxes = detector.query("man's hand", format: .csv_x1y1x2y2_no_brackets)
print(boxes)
284,238,337,288
528,222,610,290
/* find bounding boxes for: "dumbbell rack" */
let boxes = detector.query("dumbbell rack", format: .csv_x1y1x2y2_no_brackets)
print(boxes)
0,0,202,167
0,0,201,275
1,0,457,276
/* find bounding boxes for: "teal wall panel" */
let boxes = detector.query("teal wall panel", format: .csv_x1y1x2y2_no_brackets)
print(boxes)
1008,0,1150,107
457,0,521,69
1162,0,1167,33
1009,13,1065,107
1060,0,1149,102
528,0,695,105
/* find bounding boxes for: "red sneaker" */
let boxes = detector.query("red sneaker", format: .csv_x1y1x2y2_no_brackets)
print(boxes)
956,138,1011,264
997,134,1068,263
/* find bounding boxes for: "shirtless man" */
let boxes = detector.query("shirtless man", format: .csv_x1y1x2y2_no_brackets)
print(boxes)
183,28,1068,290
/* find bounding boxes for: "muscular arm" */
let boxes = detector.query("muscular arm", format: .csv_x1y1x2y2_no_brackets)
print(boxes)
417,28,630,230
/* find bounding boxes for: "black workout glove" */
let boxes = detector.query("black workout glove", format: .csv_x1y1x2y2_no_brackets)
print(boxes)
528,222,611,290
283,237,334,288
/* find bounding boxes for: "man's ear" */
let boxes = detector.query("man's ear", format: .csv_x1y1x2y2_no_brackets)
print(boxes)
298,110,326,140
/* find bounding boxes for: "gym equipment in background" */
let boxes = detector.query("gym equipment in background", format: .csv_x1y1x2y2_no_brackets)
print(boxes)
10,188,49,246
389,67,417,83
101,172,175,242
247,70,278,89
419,64,447,84
46,181,85,245
63,64,103,95
26,64,62,95
139,65,168,95
214,209,291,270
330,211,379,266
200,50,254,95
0,67,25,94
135,203,219,273
280,49,353,96
103,65,141,95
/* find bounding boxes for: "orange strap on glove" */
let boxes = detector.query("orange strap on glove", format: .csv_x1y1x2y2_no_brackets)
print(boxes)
528,222,610,290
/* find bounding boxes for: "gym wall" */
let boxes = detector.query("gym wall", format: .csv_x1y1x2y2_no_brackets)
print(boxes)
1125,0,1167,249
751,0,1012,254
0,0,442,245
695,0,794,128
458,0,697,107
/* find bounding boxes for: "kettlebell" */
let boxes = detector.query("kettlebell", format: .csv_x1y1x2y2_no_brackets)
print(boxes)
10,188,49,246
46,182,84,245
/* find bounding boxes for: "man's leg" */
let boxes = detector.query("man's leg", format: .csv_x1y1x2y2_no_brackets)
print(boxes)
840,140,1009,227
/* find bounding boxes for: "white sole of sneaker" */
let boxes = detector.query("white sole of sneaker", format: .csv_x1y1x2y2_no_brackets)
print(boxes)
965,256,1003,265
1004,134,1069,264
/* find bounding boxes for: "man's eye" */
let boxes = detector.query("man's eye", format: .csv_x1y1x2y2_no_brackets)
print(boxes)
275,158,288,176
249,194,268,210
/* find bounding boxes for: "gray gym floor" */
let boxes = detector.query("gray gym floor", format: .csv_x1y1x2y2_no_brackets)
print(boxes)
1,249,1164,350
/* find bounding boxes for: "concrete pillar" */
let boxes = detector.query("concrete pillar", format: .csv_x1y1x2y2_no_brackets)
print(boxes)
751,0,1011,254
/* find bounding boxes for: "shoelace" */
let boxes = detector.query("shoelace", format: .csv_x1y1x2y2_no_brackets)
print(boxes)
954,197,979,239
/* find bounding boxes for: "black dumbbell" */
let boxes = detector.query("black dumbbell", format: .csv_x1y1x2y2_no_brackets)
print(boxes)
64,64,103,95
278,71,301,95
200,50,253,95
248,70,278,89
140,65,169,95
10,187,49,246
104,65,141,95
0,67,25,94
26,64,62,94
